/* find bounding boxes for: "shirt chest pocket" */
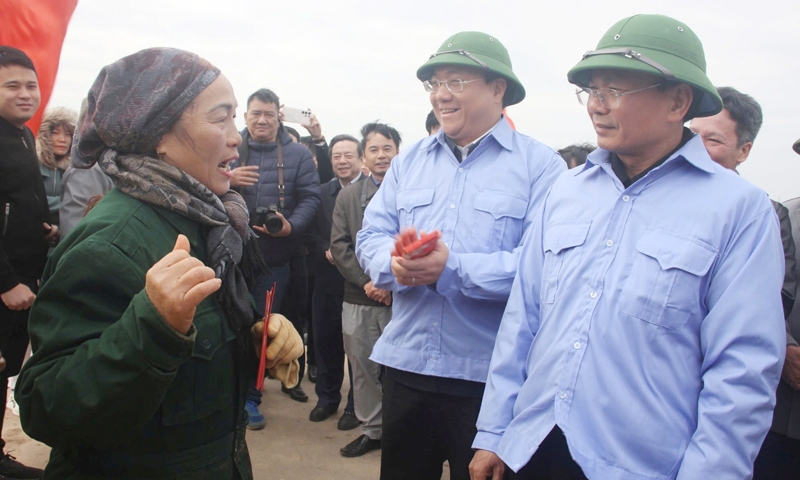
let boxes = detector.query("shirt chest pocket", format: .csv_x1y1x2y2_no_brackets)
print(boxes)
161,304,237,427
620,230,717,329
542,222,591,304
472,190,529,251
397,188,435,228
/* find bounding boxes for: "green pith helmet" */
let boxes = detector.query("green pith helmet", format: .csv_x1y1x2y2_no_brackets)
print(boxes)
567,14,722,118
416,31,525,106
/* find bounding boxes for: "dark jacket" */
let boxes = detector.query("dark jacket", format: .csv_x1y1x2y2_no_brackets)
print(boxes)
17,189,255,479
772,197,800,440
330,177,388,307
235,126,320,265
0,117,49,292
313,175,365,295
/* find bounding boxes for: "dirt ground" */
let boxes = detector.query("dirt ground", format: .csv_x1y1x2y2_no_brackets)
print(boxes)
4,375,451,479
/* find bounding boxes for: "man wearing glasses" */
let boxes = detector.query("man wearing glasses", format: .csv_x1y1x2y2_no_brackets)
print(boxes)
470,14,786,480
355,32,564,479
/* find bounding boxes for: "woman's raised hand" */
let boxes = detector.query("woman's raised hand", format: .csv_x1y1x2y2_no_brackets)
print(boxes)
145,235,221,334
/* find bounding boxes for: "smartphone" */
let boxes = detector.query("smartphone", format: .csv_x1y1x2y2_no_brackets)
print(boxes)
282,107,311,125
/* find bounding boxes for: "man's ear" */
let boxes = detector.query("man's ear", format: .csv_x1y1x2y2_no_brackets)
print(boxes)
668,83,693,121
492,77,507,104
737,141,753,165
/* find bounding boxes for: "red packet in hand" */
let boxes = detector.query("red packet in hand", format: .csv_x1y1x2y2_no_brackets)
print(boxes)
404,231,440,259
392,227,441,260
256,283,276,391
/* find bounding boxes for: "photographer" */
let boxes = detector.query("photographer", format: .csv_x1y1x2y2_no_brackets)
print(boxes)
230,88,321,427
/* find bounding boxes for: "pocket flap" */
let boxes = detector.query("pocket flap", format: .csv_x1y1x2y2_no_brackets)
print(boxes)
636,230,717,276
544,222,592,254
191,305,235,360
397,188,435,212
473,190,528,220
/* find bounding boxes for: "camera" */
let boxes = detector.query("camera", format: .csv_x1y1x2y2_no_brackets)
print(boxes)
254,204,283,235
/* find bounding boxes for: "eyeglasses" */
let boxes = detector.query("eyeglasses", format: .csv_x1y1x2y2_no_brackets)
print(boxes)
423,78,485,94
575,83,661,109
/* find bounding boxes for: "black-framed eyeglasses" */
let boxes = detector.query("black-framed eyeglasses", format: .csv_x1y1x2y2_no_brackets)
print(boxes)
423,78,485,94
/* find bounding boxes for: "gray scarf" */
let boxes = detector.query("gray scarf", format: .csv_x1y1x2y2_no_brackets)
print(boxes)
99,149,264,336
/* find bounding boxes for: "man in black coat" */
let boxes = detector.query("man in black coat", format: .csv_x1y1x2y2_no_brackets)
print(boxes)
309,134,365,430
230,88,321,425
0,45,54,479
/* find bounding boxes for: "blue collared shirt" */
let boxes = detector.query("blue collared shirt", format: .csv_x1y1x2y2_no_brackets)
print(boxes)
356,118,565,382
473,135,786,479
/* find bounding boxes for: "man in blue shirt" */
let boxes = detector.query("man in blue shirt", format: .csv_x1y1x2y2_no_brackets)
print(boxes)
470,14,786,480
355,32,564,479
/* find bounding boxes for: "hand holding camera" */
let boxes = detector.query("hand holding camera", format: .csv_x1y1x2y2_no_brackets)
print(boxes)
253,205,292,237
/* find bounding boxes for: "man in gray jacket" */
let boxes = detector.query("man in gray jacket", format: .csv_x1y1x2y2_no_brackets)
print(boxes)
330,122,401,458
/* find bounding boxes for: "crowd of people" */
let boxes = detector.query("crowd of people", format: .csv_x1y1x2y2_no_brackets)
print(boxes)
0,11,799,480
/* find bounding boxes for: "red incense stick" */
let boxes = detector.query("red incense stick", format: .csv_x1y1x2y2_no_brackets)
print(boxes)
255,282,276,391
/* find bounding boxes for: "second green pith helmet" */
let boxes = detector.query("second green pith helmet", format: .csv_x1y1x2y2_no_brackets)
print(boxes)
567,14,722,119
417,31,526,107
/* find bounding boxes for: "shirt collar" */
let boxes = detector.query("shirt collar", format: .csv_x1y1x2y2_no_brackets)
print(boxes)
583,130,716,176
338,171,363,189
422,115,514,155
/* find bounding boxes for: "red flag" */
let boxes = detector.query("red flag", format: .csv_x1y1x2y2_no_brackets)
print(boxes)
503,108,516,130
0,0,79,136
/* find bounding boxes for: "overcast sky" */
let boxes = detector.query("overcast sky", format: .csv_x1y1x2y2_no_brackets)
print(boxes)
48,0,800,199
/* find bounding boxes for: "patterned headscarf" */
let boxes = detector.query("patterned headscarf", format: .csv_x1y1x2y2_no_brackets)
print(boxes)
73,47,220,167
72,48,263,339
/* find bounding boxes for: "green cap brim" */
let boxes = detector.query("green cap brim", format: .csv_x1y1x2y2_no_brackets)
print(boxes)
417,52,526,106
567,46,722,118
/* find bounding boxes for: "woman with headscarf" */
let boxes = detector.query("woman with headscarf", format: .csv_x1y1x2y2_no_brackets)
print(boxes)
15,48,303,479
36,106,77,227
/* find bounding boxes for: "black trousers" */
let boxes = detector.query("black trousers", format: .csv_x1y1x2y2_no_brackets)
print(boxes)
282,256,308,382
0,299,33,451
753,430,800,480
311,290,353,410
380,373,481,480
506,427,587,480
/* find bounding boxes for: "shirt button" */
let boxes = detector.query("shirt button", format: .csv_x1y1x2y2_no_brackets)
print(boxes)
605,239,613,247
590,291,597,298
622,195,630,202
444,242,449,247
573,342,581,349
202,339,212,350
458,168,464,172
433,322,439,327
450,204,455,209
559,392,567,399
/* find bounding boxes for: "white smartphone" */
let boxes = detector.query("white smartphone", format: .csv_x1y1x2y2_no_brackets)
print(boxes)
282,107,311,125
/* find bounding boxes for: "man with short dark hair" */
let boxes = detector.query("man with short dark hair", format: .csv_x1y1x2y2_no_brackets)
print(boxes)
558,143,595,169
330,122,401,458
425,110,440,136
471,15,785,480
308,134,363,430
231,88,321,427
0,44,49,479
356,32,564,479
690,86,797,317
